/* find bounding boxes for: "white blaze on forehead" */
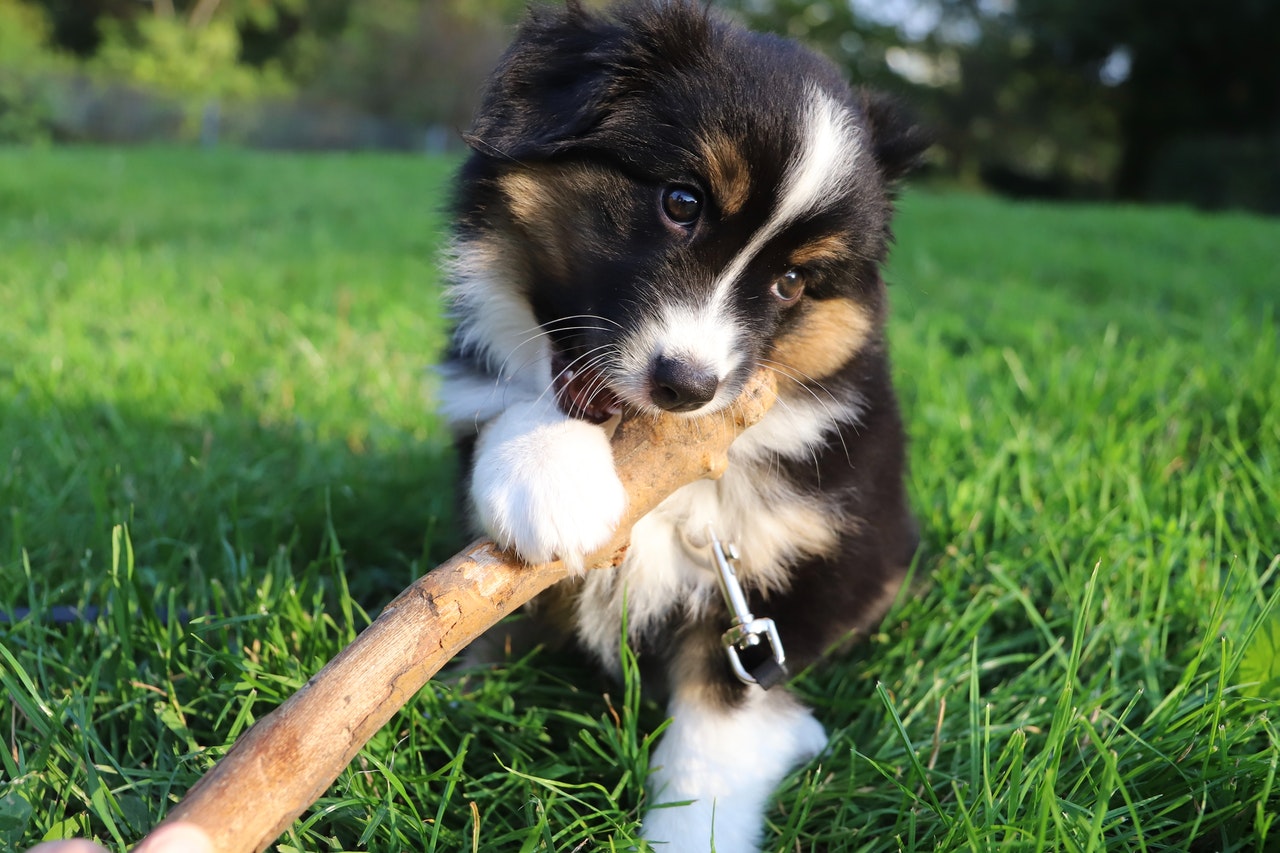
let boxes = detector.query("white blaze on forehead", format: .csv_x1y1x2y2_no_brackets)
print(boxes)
711,85,862,305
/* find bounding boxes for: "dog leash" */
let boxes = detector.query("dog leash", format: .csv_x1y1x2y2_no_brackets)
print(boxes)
705,525,789,689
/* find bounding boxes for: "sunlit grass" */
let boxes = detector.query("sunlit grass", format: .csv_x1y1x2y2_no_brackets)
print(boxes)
1,147,1277,851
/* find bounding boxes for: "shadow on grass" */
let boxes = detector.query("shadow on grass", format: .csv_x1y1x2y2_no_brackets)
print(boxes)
0,395,464,612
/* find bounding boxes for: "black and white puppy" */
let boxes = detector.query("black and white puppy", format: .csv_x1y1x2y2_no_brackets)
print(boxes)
439,1,924,848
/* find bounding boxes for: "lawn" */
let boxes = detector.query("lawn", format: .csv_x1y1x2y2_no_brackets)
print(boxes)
1,146,1277,852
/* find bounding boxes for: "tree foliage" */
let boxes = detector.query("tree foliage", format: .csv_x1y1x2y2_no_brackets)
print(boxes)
721,0,908,92
1013,0,1280,198
0,0,68,142
93,15,291,101
288,0,519,128
722,0,1279,208
21,0,527,132
11,0,1280,208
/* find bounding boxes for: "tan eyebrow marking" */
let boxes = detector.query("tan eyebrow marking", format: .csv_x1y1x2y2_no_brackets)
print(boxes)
701,133,751,217
788,233,853,268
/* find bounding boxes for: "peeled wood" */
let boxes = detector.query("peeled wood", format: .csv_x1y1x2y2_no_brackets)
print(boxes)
140,370,777,853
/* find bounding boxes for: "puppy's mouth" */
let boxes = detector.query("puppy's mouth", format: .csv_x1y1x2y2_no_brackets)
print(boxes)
551,345,624,424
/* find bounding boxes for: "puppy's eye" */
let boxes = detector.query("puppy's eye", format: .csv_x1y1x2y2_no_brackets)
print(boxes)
771,268,806,304
661,185,702,225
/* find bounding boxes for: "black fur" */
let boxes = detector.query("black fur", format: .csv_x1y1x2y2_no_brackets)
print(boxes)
448,0,924,691
440,2,926,844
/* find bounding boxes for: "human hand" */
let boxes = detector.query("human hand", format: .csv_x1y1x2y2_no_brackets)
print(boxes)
26,821,213,853
25,842,105,853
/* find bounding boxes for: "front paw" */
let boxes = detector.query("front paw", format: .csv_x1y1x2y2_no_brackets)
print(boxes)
471,401,626,569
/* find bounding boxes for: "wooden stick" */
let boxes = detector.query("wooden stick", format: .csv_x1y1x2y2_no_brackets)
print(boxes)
140,371,777,853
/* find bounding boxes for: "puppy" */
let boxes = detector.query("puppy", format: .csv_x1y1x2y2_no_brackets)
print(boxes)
439,1,925,849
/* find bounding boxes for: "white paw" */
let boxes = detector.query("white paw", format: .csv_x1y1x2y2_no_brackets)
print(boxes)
471,400,626,569
642,690,827,852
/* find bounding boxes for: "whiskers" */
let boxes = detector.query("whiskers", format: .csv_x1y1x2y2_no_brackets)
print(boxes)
460,133,521,164
499,313,619,384
503,314,621,369
537,340,625,418
450,314,622,432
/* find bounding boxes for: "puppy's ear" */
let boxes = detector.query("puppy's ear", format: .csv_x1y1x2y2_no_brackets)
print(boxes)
466,1,713,162
859,90,931,183
465,1,620,161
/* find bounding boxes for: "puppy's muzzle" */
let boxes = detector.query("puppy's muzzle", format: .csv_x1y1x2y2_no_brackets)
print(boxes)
649,354,720,413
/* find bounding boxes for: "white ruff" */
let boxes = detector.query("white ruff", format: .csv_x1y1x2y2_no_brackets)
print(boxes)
574,395,851,673
642,688,828,852
440,237,549,428
731,385,864,463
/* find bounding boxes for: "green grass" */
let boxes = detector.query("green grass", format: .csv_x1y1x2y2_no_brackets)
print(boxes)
1,146,1277,852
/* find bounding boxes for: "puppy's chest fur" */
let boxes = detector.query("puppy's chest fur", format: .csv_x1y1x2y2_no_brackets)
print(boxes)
551,391,857,676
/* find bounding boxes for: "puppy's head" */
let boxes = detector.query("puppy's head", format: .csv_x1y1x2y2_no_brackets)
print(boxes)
452,0,927,421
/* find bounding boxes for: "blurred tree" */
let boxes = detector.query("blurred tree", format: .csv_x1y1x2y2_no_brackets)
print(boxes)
23,0,127,57
720,0,912,93
91,2,295,104
0,0,68,141
915,6,1122,195
28,0,305,55
288,0,524,129
1012,0,1280,199
25,0,527,129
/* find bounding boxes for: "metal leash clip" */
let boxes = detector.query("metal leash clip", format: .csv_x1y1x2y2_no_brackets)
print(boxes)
706,525,788,689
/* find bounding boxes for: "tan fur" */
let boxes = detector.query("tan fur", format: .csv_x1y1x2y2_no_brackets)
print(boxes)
769,297,874,381
701,135,752,217
500,170,553,229
450,230,529,281
498,169,570,278
789,234,853,267
499,164,629,279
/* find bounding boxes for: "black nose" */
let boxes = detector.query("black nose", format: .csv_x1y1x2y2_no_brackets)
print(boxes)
650,355,720,412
